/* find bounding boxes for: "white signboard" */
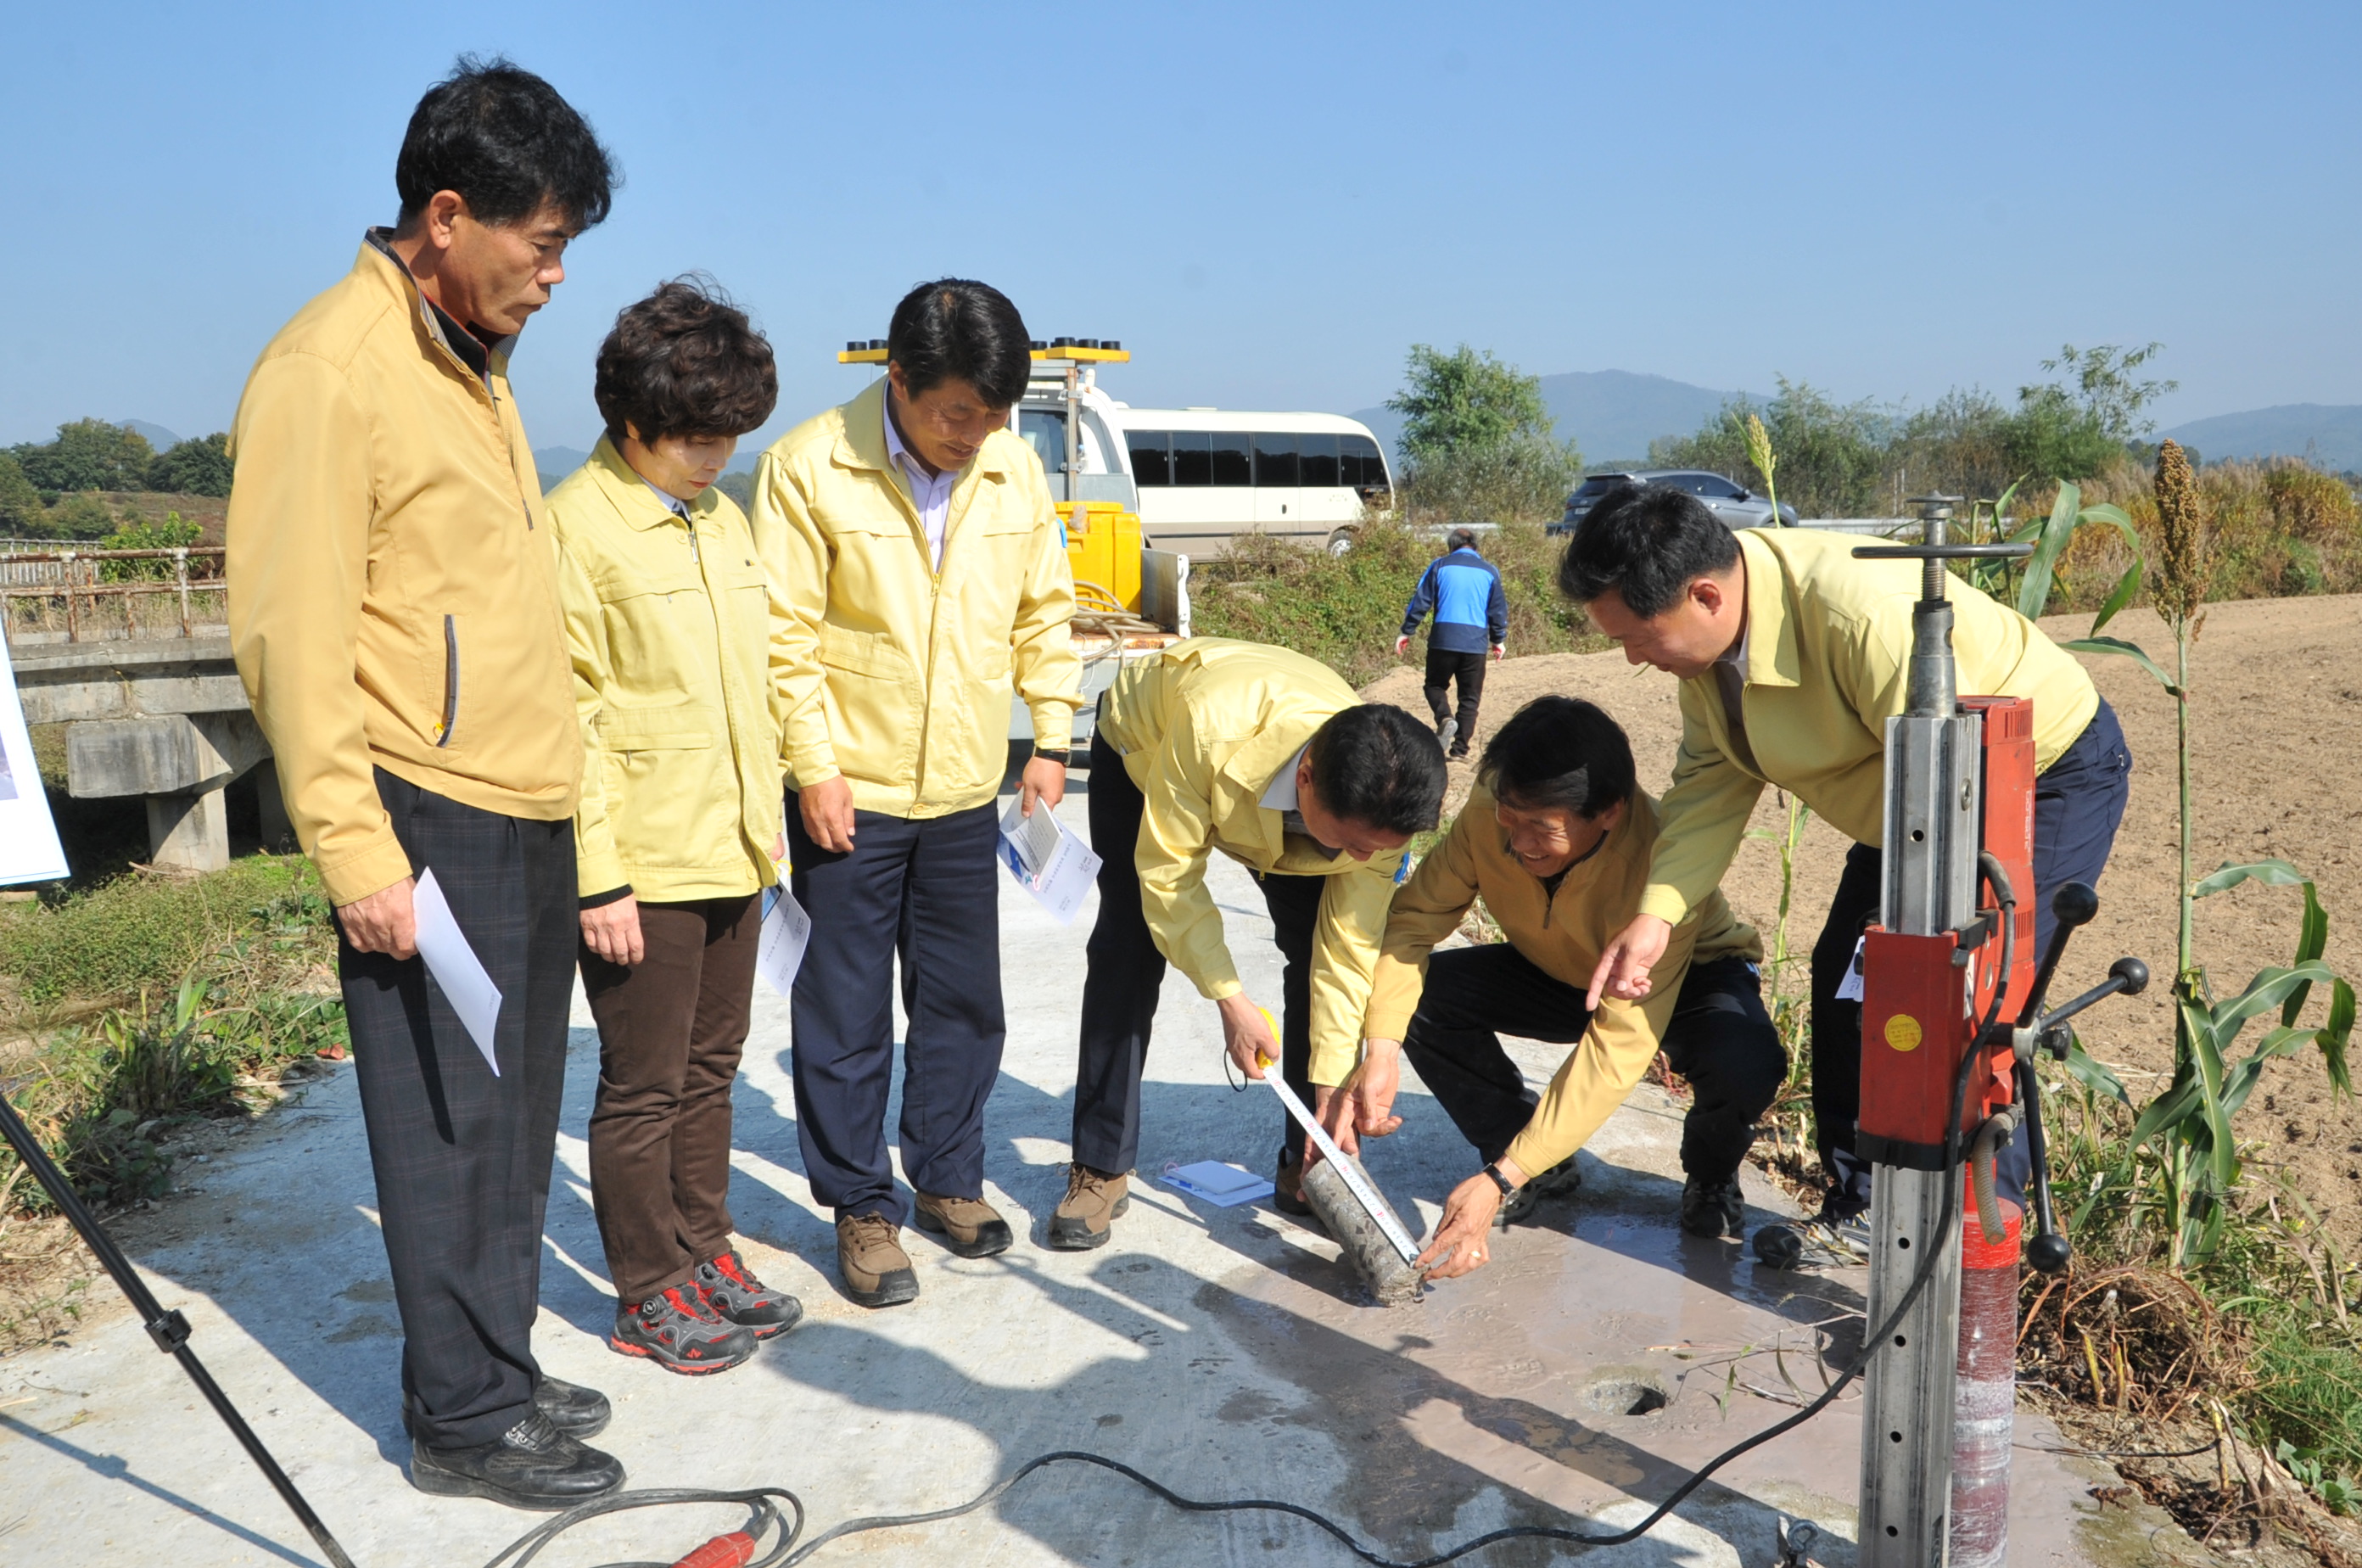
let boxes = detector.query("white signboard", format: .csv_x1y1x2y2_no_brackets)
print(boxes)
0,640,68,887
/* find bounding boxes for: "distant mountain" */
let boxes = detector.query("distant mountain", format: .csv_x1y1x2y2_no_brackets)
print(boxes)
1352,369,1762,470
123,419,182,450
2159,404,2362,472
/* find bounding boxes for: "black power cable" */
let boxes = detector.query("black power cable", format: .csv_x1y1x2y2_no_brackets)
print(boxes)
488,1045,1987,1568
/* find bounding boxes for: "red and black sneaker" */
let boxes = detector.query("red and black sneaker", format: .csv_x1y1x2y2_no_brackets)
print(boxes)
610,1285,757,1375
693,1249,803,1341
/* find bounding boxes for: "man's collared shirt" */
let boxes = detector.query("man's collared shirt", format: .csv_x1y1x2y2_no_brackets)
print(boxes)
1260,743,1340,859
881,395,955,571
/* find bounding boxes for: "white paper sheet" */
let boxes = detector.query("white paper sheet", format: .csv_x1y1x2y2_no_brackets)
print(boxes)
1159,1160,1275,1207
1835,935,1866,1001
410,868,503,1075
757,885,812,998
996,798,1100,926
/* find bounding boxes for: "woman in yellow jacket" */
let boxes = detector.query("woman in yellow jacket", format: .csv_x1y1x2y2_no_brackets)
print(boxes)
546,281,801,1375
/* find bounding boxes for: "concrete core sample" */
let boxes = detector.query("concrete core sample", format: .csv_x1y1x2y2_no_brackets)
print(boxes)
1300,1153,1427,1306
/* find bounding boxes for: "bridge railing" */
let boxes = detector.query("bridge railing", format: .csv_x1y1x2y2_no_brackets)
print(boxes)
0,547,228,644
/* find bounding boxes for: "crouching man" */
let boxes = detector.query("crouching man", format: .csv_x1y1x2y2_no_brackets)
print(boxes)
1321,696,1785,1277
1050,638,1447,1249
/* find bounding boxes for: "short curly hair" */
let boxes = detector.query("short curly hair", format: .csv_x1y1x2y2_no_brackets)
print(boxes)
594,278,777,447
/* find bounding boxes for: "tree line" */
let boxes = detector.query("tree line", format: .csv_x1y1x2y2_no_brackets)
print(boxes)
1,419,232,540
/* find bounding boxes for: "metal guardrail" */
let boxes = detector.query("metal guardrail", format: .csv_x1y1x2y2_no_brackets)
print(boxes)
0,546,227,642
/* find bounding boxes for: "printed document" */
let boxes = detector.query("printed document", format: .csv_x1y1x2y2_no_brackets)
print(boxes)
757,885,812,998
996,798,1100,925
411,869,503,1075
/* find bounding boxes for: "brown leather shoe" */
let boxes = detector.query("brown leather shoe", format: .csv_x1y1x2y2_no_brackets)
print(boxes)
1273,1156,1314,1218
1047,1165,1130,1251
835,1213,918,1308
911,1191,1014,1258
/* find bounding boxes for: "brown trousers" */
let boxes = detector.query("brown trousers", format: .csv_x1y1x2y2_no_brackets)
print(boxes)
582,893,761,1305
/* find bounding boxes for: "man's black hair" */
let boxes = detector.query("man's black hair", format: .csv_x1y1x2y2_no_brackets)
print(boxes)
1447,526,1480,552
1304,705,1447,837
887,279,1033,408
595,278,778,447
395,56,617,230
1478,696,1636,819
1555,481,1739,619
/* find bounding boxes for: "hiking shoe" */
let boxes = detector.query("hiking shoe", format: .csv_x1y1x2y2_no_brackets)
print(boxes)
410,1409,625,1510
1048,1165,1131,1251
1437,716,1459,748
532,1375,611,1439
1497,1156,1581,1228
913,1191,1015,1258
837,1213,920,1307
1447,744,1470,761
694,1249,803,1341
1681,1175,1746,1239
1273,1156,1314,1218
609,1285,758,1375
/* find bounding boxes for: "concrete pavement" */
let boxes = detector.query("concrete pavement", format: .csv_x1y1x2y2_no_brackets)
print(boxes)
0,782,2185,1566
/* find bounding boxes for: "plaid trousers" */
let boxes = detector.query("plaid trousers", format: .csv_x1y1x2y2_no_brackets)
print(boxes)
339,768,576,1449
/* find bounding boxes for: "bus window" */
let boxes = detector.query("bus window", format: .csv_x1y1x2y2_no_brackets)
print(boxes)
1171,430,1212,486
1253,432,1298,487
1341,434,1387,489
1019,410,1068,475
1128,430,1172,485
1210,433,1251,486
1297,433,1339,488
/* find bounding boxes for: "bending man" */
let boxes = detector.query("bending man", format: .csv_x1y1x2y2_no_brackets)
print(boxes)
1051,638,1446,1250
1560,484,2131,1246
1324,696,1784,1274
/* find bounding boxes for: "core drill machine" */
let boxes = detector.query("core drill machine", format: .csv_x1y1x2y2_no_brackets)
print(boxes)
1850,499,2148,1568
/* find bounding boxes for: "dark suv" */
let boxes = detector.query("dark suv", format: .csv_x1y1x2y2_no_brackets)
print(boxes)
1549,469,1800,535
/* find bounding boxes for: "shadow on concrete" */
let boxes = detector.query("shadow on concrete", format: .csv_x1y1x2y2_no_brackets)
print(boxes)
1,1413,322,1567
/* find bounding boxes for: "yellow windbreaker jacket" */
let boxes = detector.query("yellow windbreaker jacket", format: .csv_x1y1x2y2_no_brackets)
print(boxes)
1639,528,2099,926
227,233,579,906
747,380,1080,819
1097,638,1409,1085
545,440,790,903
1369,781,1762,1178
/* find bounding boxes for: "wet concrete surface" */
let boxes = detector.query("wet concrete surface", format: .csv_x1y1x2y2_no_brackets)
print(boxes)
0,785,2206,1565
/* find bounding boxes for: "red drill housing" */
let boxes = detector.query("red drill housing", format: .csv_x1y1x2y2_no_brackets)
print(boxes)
1856,696,2036,1169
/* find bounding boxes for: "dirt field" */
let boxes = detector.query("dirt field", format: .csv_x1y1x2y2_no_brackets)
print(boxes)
1365,593,2362,1252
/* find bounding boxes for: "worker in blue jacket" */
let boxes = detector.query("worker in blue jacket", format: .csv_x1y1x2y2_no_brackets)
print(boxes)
1396,527,1508,759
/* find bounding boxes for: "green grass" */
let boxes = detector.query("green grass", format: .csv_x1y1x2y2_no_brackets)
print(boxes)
0,855,319,1007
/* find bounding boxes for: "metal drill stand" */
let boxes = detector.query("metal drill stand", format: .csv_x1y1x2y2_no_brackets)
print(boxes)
1849,500,2147,1565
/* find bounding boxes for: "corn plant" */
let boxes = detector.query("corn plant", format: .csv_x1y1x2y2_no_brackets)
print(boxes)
2040,444,2354,1264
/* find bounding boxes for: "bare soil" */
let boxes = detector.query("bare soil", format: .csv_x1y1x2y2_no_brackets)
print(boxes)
1363,593,2362,1255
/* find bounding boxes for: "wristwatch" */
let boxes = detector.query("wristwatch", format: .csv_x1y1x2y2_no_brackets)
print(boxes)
1481,1163,1516,1199
1033,747,1072,766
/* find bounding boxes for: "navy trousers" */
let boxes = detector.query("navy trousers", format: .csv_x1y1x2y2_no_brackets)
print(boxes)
786,795,1005,1224
1404,944,1786,1184
1072,725,1321,1174
1810,698,2134,1215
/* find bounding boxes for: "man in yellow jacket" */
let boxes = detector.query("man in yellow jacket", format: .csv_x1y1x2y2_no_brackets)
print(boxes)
1048,638,1447,1251
1560,484,2132,1239
1320,696,1783,1275
226,62,625,1508
749,279,1080,1308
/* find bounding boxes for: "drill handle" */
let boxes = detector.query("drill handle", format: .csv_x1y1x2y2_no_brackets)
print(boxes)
2014,881,2100,1030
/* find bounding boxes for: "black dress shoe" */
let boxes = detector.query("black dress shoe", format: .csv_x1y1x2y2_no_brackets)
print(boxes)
409,1409,625,1510
534,1375,612,1438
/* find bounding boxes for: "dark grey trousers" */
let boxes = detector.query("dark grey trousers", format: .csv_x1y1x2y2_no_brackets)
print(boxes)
339,769,576,1449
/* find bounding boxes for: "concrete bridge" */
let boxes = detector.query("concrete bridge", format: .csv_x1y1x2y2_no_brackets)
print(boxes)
11,630,287,873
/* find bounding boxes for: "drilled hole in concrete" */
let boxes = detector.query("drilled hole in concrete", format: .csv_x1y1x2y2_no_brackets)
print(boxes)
1583,1378,1669,1417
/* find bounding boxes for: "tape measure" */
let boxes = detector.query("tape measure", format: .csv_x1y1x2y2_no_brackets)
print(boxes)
1254,1010,1421,1266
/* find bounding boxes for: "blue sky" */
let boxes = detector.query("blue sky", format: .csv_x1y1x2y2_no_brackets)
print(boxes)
3,1,2357,453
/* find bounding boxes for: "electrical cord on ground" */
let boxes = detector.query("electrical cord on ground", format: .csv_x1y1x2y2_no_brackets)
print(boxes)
484,1049,1986,1568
